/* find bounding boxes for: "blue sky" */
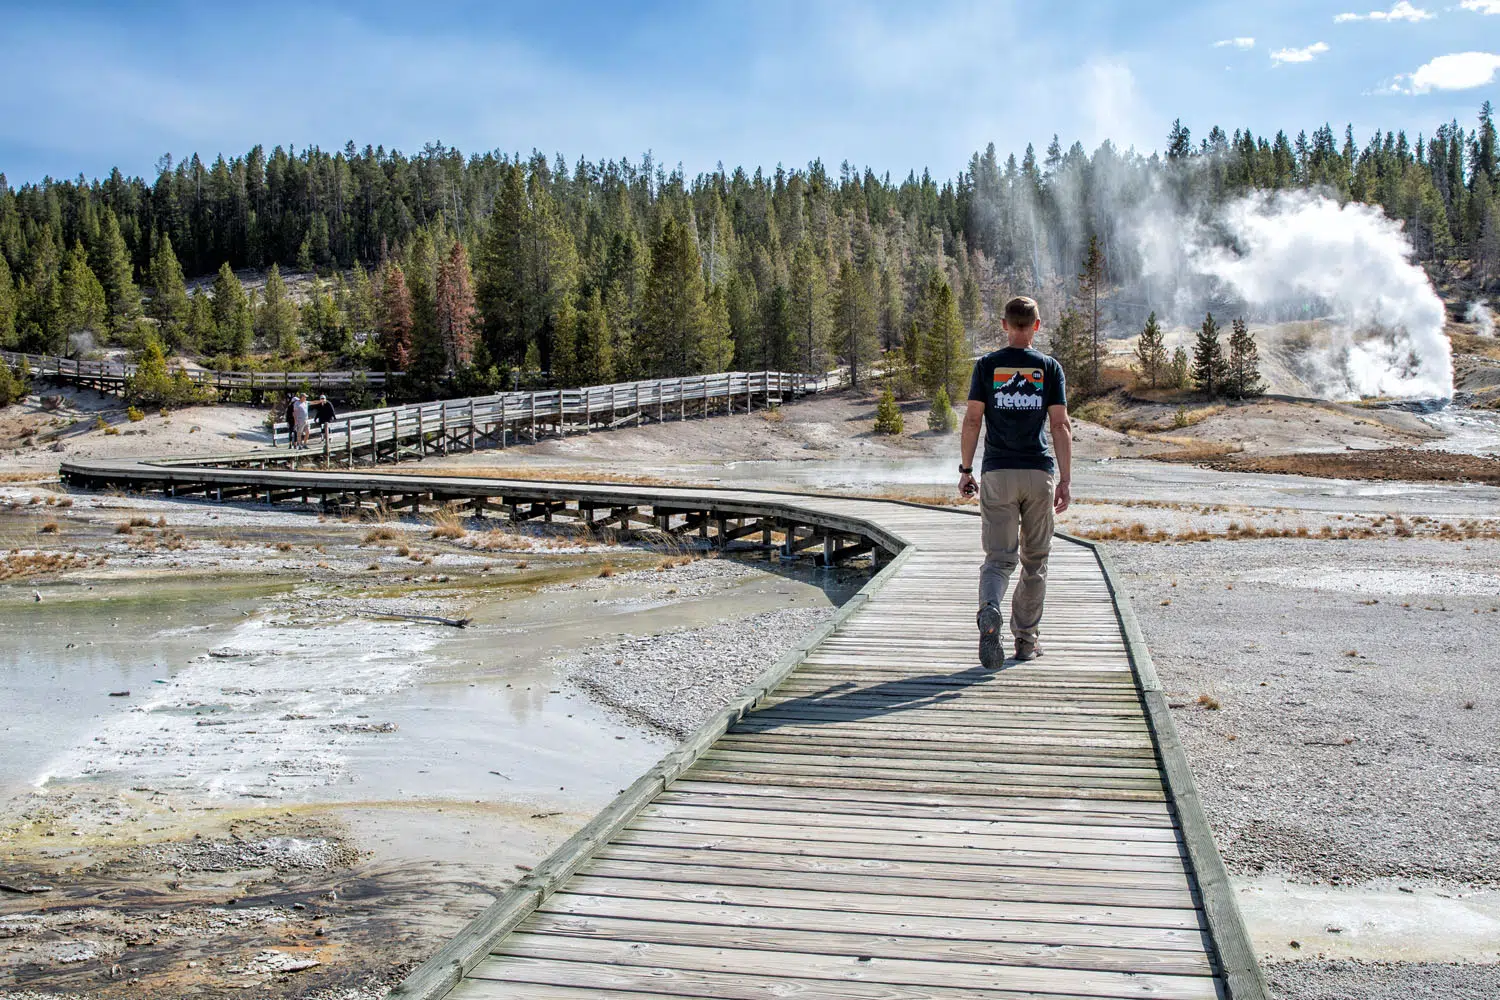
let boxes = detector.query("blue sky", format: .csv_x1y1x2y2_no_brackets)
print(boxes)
1,0,1496,185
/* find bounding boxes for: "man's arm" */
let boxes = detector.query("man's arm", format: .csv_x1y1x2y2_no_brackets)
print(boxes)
959,400,984,497
1048,403,1072,513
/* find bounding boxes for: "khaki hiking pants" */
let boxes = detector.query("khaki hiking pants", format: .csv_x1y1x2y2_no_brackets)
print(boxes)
979,468,1055,644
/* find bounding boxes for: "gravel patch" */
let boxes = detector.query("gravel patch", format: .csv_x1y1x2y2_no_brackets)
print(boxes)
1110,537,1500,885
1265,959,1500,999
562,607,834,737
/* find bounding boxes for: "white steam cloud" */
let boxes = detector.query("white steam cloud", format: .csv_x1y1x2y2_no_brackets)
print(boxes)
1469,300,1496,337
1132,191,1452,400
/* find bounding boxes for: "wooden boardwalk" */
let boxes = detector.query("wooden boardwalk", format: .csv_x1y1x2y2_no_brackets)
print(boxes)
53,464,1263,999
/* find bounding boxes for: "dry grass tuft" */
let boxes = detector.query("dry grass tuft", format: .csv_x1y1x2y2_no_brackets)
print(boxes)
515,560,529,570
275,542,293,553
115,522,134,535
38,521,60,534
598,563,616,578
364,526,400,544
1195,694,1222,711
0,551,98,581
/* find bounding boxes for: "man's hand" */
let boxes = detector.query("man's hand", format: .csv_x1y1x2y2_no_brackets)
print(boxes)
959,471,977,498
1054,480,1072,514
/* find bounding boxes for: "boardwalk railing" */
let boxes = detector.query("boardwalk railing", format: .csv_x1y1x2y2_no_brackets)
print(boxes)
244,370,813,467
1,349,400,396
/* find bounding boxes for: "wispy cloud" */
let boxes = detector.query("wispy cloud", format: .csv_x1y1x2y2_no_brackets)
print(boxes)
1387,50,1500,92
1213,37,1256,49
1458,0,1500,13
1334,2,1433,22
1271,41,1331,65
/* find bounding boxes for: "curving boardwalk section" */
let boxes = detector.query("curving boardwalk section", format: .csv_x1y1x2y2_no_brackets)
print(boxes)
56,463,1265,1000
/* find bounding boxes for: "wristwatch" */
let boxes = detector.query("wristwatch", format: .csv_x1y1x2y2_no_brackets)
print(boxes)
958,464,973,474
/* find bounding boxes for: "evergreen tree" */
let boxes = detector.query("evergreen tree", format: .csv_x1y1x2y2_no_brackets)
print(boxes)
0,356,28,406
303,278,347,354
58,241,108,346
872,386,904,434
1047,309,1090,391
573,287,614,385
476,164,529,363
642,217,709,376
756,284,794,372
258,264,299,355
186,288,217,351
210,262,252,357
1077,234,1105,391
1133,311,1167,388
1192,311,1227,396
0,259,16,348
148,232,190,345
918,274,967,402
435,241,477,371
833,259,877,389
788,238,831,375
18,226,61,354
346,261,376,337
377,261,413,371
1225,317,1265,398
927,385,956,433
92,207,139,331
701,285,735,373
1169,346,1191,389
405,230,443,380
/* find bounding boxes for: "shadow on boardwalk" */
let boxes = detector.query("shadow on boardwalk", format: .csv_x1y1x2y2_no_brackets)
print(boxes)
740,663,1016,728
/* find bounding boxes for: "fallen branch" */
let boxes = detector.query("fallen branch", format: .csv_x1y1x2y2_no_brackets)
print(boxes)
0,882,53,894
356,610,471,628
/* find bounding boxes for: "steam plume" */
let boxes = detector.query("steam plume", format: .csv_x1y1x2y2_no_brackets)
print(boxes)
1132,191,1452,400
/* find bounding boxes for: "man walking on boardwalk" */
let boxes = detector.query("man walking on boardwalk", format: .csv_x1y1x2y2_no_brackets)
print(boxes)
958,296,1073,669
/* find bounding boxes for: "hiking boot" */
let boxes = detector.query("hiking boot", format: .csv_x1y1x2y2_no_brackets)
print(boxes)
977,604,1004,670
1013,638,1043,662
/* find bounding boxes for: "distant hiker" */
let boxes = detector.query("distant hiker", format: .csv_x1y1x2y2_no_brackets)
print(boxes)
313,394,336,427
282,395,297,447
959,295,1073,668
292,393,310,449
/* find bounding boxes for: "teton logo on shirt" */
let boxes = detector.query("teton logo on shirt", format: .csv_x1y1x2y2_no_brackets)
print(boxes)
992,367,1045,410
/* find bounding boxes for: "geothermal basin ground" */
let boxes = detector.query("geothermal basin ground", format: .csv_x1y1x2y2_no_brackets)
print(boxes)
2,386,1499,999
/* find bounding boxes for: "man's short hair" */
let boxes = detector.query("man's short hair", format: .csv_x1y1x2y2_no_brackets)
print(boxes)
1004,296,1039,328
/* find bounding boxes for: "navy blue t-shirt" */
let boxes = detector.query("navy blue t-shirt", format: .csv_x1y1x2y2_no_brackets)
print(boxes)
967,347,1067,473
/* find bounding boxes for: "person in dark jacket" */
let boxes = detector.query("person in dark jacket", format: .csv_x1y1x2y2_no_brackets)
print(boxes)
313,394,337,427
282,396,297,447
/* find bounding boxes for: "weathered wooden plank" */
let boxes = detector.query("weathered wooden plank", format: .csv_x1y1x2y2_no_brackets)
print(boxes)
450,957,1090,1000
482,937,1224,1000
581,854,1199,906
560,872,1204,925
516,911,1216,976
639,803,1180,842
611,830,1190,874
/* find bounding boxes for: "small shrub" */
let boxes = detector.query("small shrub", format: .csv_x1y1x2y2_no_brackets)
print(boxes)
927,387,956,434
103,426,120,435
363,526,400,544
872,387,904,435
126,406,145,423
598,563,615,578
1196,694,1222,711
1172,406,1191,429
38,521,60,534
115,523,134,535
93,415,108,431
275,542,293,553
761,406,785,424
